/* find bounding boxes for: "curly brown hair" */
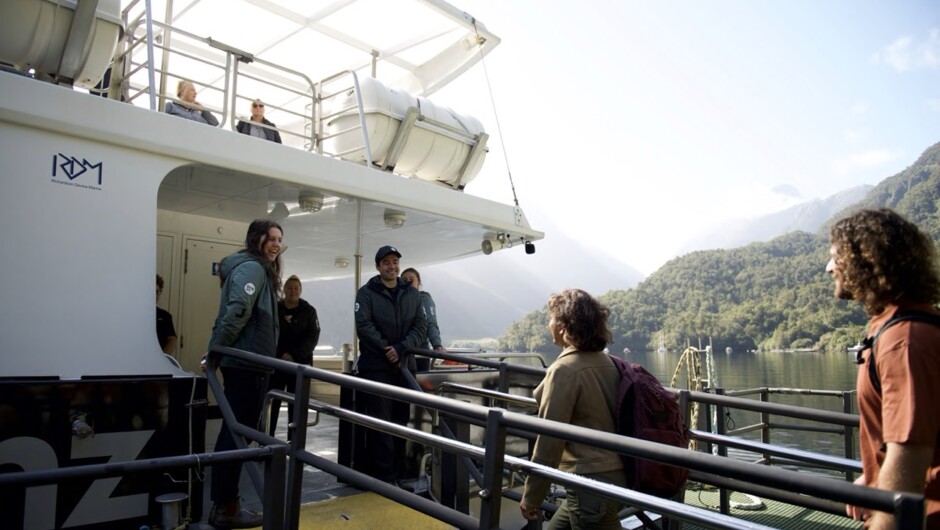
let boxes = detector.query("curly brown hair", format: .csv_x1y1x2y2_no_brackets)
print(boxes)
830,208,940,315
547,289,612,352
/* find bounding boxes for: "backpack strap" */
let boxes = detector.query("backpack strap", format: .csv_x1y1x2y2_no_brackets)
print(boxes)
864,310,940,394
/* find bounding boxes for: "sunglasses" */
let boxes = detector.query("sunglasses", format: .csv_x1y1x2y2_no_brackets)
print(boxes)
252,103,264,108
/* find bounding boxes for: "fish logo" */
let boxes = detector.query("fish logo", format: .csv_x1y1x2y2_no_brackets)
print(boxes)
244,283,256,295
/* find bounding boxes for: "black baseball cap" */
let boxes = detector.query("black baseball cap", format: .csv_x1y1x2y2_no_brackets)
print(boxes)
375,245,402,264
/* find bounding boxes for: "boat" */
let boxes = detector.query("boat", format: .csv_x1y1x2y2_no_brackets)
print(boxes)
0,1,929,529
0,0,540,527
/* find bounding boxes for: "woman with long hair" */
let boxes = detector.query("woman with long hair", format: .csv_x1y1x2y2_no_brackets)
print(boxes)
520,288,625,529
206,219,283,528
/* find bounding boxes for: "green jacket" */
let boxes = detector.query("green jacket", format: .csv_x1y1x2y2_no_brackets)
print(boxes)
208,251,280,370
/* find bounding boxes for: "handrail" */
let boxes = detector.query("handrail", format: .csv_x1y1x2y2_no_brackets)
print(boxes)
207,346,925,530
436,381,538,407
0,446,288,530
115,7,317,149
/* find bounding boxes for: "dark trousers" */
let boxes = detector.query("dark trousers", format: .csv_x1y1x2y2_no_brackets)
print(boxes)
358,370,410,482
211,367,269,504
267,371,297,440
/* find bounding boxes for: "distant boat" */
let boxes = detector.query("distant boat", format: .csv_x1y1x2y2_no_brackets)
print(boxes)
623,348,632,355
725,347,733,355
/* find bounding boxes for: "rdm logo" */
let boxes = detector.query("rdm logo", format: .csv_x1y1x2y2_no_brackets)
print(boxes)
51,153,103,190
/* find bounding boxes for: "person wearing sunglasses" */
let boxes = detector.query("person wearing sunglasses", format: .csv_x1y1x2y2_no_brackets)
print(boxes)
236,99,282,144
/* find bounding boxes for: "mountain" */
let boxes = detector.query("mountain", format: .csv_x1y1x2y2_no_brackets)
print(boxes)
676,185,872,253
500,140,940,354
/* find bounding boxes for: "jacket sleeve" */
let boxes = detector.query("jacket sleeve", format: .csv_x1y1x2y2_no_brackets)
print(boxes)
267,119,283,144
395,293,428,354
292,305,320,365
201,109,220,126
355,288,388,352
423,292,443,348
236,120,248,134
522,365,577,507
213,262,265,347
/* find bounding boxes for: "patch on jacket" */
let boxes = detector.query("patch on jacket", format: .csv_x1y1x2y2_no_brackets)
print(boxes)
244,283,256,295
355,302,360,312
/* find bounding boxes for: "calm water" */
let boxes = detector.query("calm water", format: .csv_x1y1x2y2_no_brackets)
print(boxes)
620,349,861,460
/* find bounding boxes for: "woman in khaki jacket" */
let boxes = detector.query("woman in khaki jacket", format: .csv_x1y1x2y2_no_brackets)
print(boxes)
520,288,625,529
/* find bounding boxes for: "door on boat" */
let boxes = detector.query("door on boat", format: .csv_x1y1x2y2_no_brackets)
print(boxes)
179,238,241,376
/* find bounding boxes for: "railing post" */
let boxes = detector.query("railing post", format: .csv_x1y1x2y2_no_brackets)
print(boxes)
715,387,730,515
262,445,288,530
760,388,770,465
843,390,856,482
479,408,507,529
285,365,311,529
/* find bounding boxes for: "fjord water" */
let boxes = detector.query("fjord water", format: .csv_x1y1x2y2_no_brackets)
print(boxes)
624,349,860,460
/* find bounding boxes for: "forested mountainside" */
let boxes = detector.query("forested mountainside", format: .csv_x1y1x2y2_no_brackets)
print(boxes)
499,140,940,356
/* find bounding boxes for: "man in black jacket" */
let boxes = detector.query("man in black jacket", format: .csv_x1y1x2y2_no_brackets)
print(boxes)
354,245,427,482
268,275,320,441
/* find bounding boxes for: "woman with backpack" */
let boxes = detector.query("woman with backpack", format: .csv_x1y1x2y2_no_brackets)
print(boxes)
520,288,626,529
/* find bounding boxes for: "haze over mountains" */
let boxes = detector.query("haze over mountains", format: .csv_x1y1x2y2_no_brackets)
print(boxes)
309,184,875,348
676,185,873,255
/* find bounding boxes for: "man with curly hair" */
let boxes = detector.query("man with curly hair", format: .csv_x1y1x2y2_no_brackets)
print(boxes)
829,208,940,530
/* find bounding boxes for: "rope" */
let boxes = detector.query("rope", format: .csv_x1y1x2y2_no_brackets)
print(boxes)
471,19,519,207
670,347,703,451
673,346,765,512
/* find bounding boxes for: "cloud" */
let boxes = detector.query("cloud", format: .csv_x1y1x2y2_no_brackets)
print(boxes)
830,148,895,176
874,28,940,72
771,184,802,200
849,100,869,115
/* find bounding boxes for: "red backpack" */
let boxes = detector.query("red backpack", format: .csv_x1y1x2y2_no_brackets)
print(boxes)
609,355,690,498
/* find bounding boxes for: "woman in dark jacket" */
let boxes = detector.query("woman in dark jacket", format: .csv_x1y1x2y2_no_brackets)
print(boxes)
401,268,446,370
207,219,283,528
267,274,320,441
236,98,282,143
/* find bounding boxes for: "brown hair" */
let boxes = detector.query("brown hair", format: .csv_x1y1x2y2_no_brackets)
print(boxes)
243,219,284,294
547,288,611,352
830,208,940,314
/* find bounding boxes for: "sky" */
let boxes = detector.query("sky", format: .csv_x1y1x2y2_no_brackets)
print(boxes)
427,0,940,275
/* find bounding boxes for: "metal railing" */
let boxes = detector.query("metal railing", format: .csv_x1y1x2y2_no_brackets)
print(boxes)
108,1,318,149
0,446,289,530
206,345,924,530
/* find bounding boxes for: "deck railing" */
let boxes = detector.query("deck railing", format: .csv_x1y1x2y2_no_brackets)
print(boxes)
203,345,924,530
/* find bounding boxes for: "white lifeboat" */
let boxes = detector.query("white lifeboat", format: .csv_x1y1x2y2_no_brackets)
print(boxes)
323,76,488,190
0,0,122,88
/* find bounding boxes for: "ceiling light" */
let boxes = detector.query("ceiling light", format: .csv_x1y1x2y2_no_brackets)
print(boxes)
299,192,324,213
384,209,406,229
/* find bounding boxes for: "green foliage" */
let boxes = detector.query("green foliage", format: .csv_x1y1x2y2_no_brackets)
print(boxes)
500,141,940,353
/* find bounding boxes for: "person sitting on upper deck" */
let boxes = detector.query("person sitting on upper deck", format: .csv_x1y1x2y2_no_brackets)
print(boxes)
164,80,219,126
236,99,282,143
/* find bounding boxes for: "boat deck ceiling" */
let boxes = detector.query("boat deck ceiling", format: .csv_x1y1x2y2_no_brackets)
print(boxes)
159,162,539,280
130,0,500,98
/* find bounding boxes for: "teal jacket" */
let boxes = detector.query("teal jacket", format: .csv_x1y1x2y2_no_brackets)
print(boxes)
420,291,443,349
208,251,279,370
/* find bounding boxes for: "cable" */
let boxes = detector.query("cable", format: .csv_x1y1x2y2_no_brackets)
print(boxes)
472,19,519,207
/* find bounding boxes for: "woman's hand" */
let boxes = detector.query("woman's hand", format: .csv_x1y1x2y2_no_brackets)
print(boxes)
519,501,539,521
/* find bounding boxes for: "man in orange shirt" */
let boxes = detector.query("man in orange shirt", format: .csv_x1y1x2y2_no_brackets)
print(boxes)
828,208,940,529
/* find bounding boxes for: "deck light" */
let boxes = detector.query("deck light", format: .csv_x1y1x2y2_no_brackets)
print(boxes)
299,192,324,213
384,209,406,229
